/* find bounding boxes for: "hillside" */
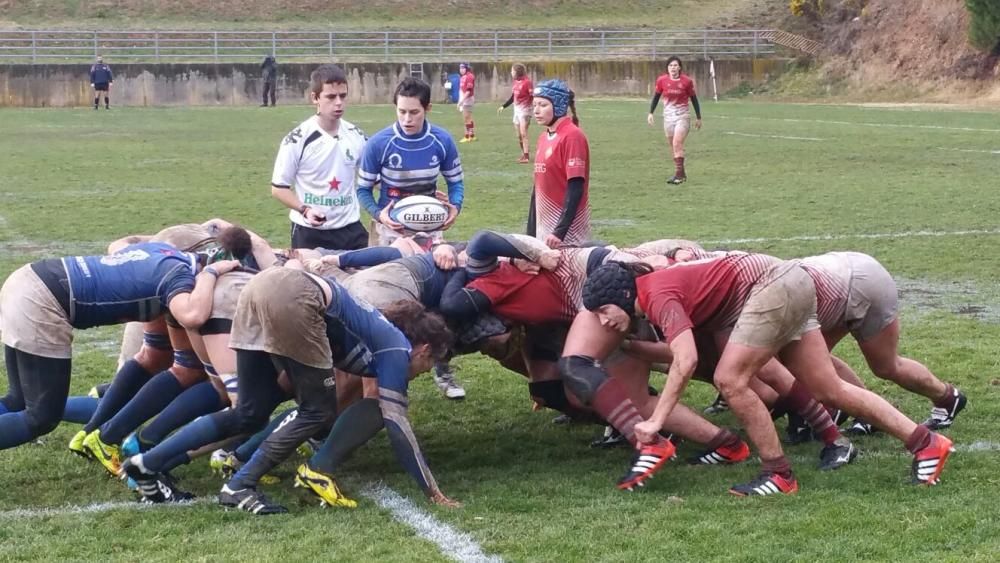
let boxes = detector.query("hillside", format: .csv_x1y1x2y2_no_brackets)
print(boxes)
0,0,786,30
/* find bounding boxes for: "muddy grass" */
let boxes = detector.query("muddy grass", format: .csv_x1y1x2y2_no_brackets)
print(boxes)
897,277,1000,324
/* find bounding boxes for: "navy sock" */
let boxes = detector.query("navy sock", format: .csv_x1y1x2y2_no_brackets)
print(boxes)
161,451,192,474
137,381,224,446
99,371,183,445
83,359,152,433
142,412,225,473
311,398,383,474
234,407,295,462
0,412,34,449
63,396,100,424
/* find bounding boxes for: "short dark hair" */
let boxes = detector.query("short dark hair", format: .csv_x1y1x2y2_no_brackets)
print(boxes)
310,64,348,95
380,300,453,360
393,77,432,109
666,56,683,70
217,226,252,261
512,63,526,78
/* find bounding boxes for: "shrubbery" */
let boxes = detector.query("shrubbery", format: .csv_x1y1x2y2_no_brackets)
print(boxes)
965,0,1000,52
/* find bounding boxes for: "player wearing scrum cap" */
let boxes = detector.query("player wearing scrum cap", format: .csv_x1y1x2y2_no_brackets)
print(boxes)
271,64,369,251
529,79,591,249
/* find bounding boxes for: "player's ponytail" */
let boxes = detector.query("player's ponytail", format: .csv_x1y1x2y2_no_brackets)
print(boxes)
568,90,579,126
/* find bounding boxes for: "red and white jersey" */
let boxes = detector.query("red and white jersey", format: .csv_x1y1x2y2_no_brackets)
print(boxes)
533,117,592,245
799,252,852,330
512,77,533,107
636,252,782,342
467,263,567,325
460,72,475,95
271,116,366,230
654,73,697,119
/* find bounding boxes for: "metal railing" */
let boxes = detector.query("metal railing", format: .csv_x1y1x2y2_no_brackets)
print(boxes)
0,29,779,63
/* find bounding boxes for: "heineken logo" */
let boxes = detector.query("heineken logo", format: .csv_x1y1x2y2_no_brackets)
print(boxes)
303,193,354,207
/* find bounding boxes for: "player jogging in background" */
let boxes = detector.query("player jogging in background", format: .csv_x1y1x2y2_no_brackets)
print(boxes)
271,64,369,251
498,63,534,163
457,63,476,142
529,79,591,249
89,55,113,110
647,56,702,186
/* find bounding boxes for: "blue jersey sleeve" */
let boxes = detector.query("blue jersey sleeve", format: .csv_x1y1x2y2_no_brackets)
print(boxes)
160,262,197,307
357,132,386,218
337,247,403,269
438,132,465,210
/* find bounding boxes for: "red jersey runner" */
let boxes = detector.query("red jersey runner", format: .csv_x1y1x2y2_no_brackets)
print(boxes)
654,73,697,118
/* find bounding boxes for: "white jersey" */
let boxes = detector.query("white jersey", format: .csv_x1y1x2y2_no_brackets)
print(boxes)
271,116,366,230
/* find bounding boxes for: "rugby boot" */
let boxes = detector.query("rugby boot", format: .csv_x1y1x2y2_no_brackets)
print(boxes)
219,485,287,515
922,388,967,430
616,440,676,491
293,464,358,508
83,430,122,476
729,471,799,497
911,433,954,486
688,439,751,466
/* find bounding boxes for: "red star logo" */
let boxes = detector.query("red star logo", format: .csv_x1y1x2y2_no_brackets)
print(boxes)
329,177,341,190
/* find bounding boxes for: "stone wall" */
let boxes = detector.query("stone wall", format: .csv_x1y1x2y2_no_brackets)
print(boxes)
0,59,787,107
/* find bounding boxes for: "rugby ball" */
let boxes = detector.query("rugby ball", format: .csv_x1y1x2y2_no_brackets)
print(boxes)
389,195,450,232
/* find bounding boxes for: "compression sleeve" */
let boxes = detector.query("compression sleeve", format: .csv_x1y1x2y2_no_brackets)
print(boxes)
501,94,514,109
552,177,585,241
465,230,550,278
526,190,537,237
649,92,662,114
356,183,381,219
336,247,403,269
438,269,491,320
376,360,439,495
691,95,701,119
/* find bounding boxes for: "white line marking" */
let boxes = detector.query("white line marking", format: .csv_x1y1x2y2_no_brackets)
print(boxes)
715,114,1000,133
724,131,825,141
937,147,1000,155
0,498,209,520
703,228,1000,246
361,483,503,563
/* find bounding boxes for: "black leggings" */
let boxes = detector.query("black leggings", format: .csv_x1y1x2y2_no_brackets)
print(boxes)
229,349,337,488
1,345,72,442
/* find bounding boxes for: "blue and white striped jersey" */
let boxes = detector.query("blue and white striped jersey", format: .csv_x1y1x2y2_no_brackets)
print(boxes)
356,121,464,219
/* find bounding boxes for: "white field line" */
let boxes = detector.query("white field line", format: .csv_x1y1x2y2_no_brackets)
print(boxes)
715,114,1000,134
786,441,1000,464
724,131,825,141
361,483,503,563
703,228,1000,246
0,497,211,520
937,147,1000,155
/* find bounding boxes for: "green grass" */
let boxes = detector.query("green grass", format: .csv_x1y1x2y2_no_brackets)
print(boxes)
1,0,777,30
2,99,1000,561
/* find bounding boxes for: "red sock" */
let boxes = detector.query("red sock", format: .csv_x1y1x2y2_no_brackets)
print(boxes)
707,428,740,450
673,156,685,177
785,382,841,446
761,455,792,478
933,383,956,408
469,121,475,137
905,425,932,454
591,379,660,448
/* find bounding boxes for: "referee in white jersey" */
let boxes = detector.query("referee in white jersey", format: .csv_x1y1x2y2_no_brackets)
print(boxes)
271,64,369,250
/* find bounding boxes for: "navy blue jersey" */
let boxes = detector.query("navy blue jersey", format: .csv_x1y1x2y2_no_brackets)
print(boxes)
322,279,413,394
356,121,464,218
63,242,197,329
90,63,113,84
399,253,453,308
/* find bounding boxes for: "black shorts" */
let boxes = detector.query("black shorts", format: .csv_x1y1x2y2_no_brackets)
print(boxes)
290,221,368,251
93,83,109,92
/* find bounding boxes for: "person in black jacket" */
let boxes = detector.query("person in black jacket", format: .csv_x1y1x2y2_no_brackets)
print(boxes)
260,55,277,107
89,56,113,110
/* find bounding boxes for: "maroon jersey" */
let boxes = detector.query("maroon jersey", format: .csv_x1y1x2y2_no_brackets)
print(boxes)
533,117,591,245
636,253,780,342
467,263,566,325
460,72,475,95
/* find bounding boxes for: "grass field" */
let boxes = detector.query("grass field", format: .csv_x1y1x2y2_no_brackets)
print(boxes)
1,99,1000,562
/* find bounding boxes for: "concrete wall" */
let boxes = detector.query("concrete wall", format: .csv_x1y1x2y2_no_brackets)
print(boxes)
0,59,788,107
